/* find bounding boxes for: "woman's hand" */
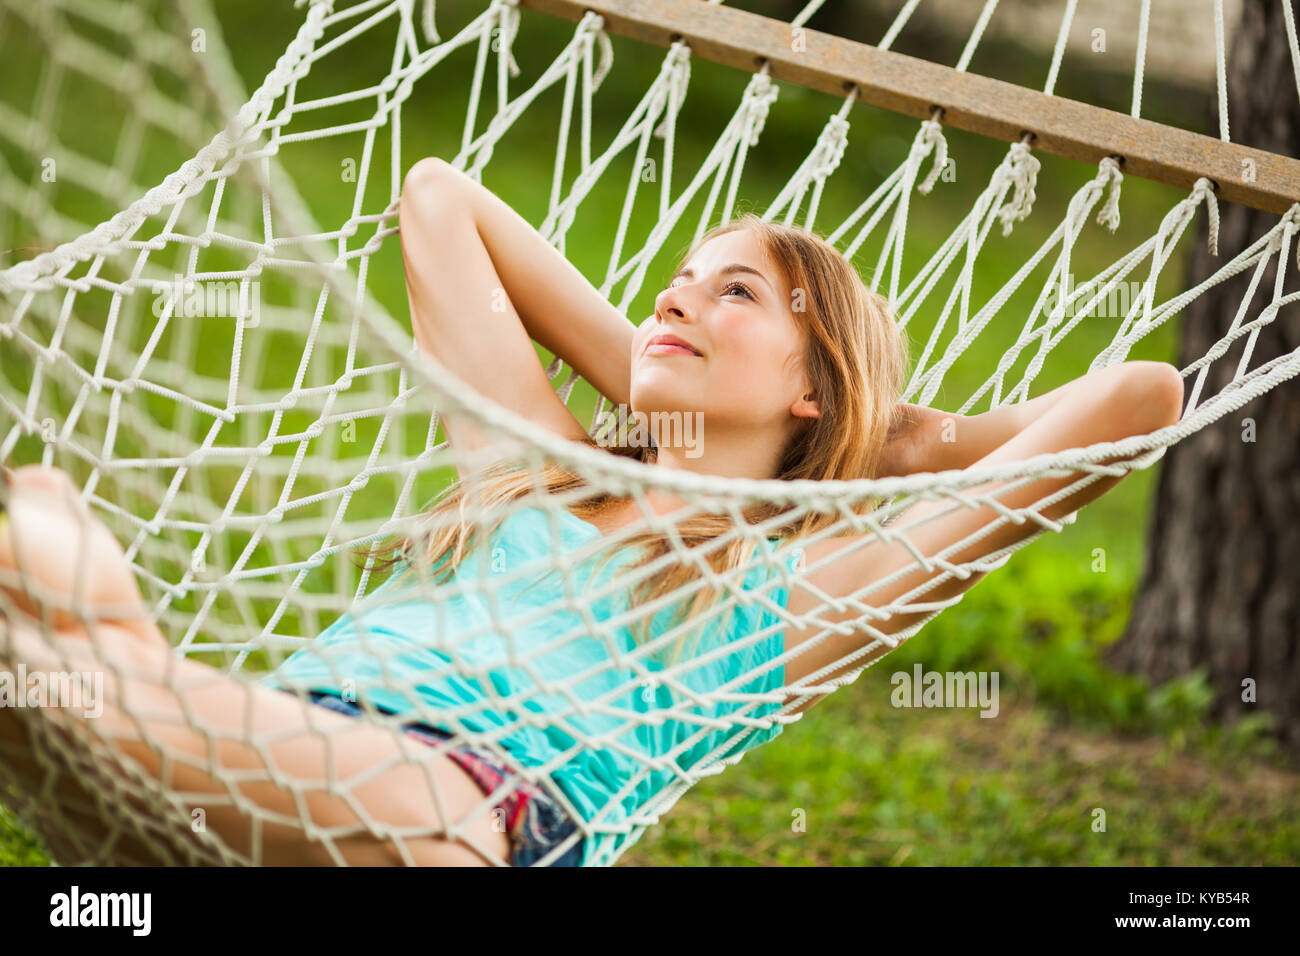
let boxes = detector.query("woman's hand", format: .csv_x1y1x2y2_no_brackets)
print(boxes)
875,403,938,478
877,401,1037,478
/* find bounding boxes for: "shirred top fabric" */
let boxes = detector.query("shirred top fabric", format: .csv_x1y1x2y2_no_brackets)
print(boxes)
260,505,799,866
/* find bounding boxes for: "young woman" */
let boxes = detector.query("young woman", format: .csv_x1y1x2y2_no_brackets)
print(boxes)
0,157,1184,868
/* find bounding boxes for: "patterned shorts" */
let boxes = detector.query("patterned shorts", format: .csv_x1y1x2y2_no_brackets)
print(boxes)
294,690,585,867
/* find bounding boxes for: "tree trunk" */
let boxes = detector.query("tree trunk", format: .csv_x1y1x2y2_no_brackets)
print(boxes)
1105,0,1300,753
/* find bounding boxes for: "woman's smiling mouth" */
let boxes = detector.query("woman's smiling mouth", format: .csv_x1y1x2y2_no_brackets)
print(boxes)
644,333,703,357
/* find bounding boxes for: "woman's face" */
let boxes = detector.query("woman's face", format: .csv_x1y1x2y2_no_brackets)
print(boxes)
630,230,818,446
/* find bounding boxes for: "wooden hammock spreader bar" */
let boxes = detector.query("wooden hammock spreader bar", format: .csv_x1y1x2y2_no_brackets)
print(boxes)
519,0,1300,216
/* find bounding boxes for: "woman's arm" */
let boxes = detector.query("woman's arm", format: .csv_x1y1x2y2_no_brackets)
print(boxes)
876,362,1183,477
410,158,637,409
783,360,1185,716
398,158,638,463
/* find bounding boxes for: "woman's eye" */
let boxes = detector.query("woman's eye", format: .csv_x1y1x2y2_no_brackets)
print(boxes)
663,280,753,299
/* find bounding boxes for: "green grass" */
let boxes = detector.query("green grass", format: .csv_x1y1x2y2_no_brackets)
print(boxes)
0,805,46,867
623,674,1298,866
2,0,1297,866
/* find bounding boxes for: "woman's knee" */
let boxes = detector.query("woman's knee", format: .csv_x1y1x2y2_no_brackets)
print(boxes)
324,740,514,866
0,477,148,630
399,157,469,226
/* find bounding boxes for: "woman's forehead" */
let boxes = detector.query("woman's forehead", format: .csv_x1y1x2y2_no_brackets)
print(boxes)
691,229,765,264
686,232,785,292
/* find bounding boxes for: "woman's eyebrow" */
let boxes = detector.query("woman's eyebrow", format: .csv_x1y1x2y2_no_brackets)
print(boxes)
671,263,773,292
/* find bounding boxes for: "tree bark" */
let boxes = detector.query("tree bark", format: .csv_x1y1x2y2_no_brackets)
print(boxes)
1105,0,1300,754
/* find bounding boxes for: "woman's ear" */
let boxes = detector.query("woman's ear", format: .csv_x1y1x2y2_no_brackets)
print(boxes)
791,389,820,420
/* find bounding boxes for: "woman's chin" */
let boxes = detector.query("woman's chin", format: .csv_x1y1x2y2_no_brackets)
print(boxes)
630,378,704,415
626,396,700,419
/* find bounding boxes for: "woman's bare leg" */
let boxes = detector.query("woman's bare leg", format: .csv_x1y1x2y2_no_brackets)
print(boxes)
0,465,205,864
0,663,204,866
0,618,515,866
0,466,514,866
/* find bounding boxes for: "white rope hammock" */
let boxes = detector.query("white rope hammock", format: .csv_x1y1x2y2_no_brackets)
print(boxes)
0,0,1298,867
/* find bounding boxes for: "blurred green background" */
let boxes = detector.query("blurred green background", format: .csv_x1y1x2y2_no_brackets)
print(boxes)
0,0,1295,865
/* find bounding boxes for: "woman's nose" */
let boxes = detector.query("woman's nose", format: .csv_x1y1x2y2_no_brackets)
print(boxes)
655,287,687,322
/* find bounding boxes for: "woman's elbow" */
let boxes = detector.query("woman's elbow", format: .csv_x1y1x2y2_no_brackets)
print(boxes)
1120,360,1185,431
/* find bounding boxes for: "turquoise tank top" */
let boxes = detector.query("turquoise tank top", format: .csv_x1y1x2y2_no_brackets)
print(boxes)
258,505,800,867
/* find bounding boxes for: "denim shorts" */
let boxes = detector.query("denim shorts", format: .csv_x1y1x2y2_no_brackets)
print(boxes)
294,690,585,867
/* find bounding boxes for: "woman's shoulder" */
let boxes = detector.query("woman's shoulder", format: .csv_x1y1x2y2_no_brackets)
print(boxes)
733,536,804,615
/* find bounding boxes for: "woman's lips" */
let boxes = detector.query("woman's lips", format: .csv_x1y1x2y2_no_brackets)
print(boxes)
644,343,702,357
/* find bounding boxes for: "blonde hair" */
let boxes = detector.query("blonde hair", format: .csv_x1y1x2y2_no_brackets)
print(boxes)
356,213,910,666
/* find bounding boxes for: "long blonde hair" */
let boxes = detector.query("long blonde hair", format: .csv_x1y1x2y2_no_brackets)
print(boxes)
355,213,910,666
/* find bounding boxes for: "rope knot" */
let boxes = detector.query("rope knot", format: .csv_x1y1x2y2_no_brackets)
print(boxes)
652,43,692,139
743,71,780,146
578,11,615,91
1287,204,1300,269
995,139,1041,236
809,115,850,181
914,117,950,195
1191,177,1220,256
491,0,522,78
1094,156,1123,232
